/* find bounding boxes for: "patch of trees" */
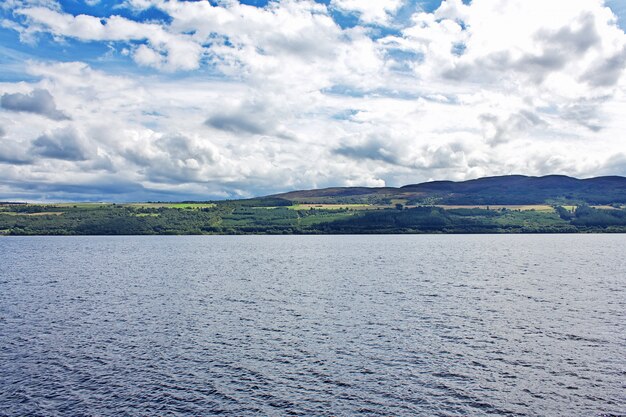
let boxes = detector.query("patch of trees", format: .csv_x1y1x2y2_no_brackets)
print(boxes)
554,206,573,220
571,205,626,227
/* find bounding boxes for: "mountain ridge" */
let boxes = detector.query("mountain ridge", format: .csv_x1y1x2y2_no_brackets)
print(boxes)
271,174,626,205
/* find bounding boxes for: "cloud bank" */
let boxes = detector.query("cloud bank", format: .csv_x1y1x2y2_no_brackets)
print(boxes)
0,0,625,201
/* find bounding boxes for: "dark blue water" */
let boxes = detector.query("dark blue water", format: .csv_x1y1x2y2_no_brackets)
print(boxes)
1,235,625,416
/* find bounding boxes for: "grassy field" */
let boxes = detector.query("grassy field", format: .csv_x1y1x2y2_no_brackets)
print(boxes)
296,210,358,226
288,203,375,210
591,205,623,210
124,203,216,209
29,202,217,209
49,203,112,208
288,203,558,212
433,204,555,212
562,205,621,211
4,202,617,213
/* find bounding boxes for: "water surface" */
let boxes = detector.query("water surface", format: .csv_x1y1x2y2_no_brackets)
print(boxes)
1,235,625,416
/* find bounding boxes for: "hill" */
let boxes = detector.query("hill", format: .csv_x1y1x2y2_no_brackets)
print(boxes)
272,175,626,205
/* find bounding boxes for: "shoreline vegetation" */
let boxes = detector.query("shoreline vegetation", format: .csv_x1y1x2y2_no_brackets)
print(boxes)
2,175,626,235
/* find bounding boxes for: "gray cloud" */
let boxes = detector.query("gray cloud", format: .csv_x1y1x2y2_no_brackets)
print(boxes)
538,13,600,54
560,100,604,132
0,176,150,200
599,153,626,176
0,175,224,203
0,136,33,165
204,100,284,137
205,114,267,135
31,127,89,161
515,13,601,83
0,152,32,165
444,13,605,86
122,133,217,184
0,126,33,164
155,135,214,164
0,89,70,121
412,143,469,170
529,153,571,176
514,48,568,77
480,110,546,146
334,138,399,165
581,46,626,87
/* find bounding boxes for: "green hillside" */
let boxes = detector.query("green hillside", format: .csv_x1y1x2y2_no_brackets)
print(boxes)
2,175,626,235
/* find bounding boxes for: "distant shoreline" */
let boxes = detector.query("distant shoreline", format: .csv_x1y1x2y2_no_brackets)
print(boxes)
2,203,626,235
2,175,626,236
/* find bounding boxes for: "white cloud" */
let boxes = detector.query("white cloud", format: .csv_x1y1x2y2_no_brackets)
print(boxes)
0,0,625,201
0,0,60,12
15,7,202,70
331,0,404,25
133,44,163,68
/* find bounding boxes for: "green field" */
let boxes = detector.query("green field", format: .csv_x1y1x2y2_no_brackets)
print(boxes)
124,203,216,209
49,203,112,208
288,203,374,210
433,204,555,212
0,211,64,216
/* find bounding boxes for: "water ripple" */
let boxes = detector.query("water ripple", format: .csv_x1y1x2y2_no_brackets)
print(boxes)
1,234,625,416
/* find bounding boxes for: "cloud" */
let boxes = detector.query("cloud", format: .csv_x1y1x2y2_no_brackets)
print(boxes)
508,12,603,84
334,137,399,165
331,0,404,25
480,110,546,146
0,175,150,200
599,152,626,176
204,100,284,137
0,0,60,12
0,126,34,165
581,45,626,87
539,12,601,55
206,114,267,136
0,0,625,201
31,126,90,160
434,0,470,22
0,89,69,120
120,132,221,184
0,140,33,165
15,7,202,71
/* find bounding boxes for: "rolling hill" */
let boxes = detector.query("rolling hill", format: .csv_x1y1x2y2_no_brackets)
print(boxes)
272,175,626,205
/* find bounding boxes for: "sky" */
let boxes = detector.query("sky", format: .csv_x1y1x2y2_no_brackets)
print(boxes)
0,0,626,202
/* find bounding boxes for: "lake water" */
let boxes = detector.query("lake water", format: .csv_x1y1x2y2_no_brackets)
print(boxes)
0,235,624,416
